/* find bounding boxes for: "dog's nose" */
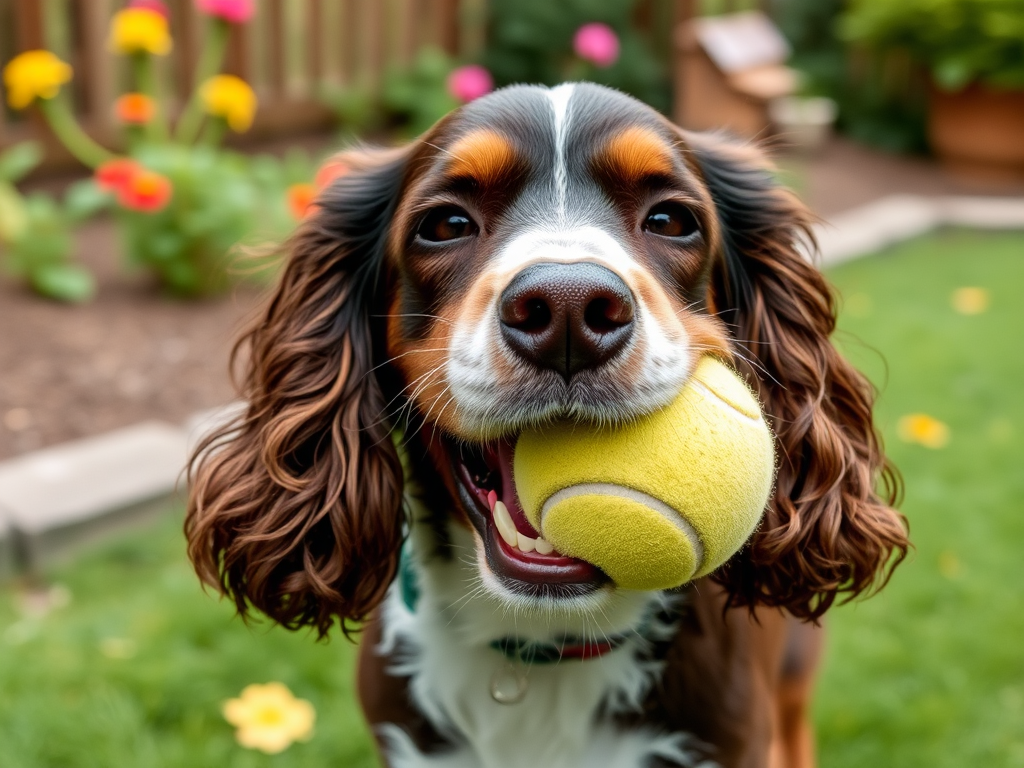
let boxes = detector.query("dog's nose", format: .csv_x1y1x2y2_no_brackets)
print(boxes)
498,262,635,381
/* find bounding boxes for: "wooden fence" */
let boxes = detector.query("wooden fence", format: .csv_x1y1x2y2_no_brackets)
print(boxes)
1,0,765,165
0,0,485,162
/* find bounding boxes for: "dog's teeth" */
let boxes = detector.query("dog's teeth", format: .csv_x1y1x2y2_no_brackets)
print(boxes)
493,501,519,548
516,533,536,553
534,538,554,555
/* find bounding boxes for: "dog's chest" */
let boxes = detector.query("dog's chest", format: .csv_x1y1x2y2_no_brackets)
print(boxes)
374,529,701,768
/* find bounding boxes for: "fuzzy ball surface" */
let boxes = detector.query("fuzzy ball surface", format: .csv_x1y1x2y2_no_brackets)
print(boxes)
514,356,775,590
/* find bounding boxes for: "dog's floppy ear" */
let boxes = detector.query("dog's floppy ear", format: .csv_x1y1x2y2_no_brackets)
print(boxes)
186,146,412,637
686,132,908,621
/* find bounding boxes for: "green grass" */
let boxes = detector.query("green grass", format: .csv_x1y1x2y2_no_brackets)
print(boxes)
0,514,378,768
818,229,1024,767
1,228,1022,767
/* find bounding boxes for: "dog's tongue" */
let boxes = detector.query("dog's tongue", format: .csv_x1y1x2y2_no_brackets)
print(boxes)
494,438,539,537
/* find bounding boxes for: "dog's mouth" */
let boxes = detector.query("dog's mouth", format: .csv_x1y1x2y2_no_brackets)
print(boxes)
451,437,607,594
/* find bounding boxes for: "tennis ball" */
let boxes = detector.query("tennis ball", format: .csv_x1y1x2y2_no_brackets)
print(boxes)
513,357,775,590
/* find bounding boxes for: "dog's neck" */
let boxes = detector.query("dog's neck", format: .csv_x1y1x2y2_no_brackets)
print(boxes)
373,491,705,768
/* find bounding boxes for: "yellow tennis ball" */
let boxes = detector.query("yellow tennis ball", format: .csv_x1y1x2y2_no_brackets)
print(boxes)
513,356,775,590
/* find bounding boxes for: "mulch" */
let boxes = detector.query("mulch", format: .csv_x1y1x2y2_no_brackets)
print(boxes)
2,135,1022,461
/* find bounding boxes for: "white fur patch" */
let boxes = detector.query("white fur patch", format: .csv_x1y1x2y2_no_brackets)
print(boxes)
374,499,712,768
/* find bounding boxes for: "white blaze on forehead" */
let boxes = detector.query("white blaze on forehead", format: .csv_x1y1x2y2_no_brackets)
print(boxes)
491,226,640,284
546,83,575,224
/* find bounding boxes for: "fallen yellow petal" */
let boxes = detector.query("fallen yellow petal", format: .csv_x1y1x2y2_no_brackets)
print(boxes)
897,413,950,449
952,287,989,315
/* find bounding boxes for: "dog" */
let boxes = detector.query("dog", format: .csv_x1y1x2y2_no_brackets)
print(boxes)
186,83,908,768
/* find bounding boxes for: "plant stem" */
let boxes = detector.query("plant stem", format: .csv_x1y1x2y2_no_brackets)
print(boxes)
175,18,231,144
199,116,226,147
38,98,114,168
133,53,168,141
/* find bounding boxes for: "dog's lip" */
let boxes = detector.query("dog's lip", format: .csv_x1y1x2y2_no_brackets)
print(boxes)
451,438,606,588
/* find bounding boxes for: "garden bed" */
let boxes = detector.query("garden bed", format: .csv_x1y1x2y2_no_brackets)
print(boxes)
0,215,264,460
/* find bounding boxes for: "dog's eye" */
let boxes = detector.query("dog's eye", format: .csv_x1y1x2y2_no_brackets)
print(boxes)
417,207,478,243
644,202,700,239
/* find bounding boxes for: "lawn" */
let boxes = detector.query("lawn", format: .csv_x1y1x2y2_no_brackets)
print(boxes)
1,228,1022,767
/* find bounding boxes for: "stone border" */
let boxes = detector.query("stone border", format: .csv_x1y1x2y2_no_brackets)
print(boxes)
1,194,1022,576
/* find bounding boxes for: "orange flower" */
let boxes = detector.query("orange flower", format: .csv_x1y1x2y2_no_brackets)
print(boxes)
95,158,143,192
287,183,317,220
314,160,349,190
115,92,156,124
117,169,172,212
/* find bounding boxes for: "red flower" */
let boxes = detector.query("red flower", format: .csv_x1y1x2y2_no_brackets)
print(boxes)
95,158,143,192
117,169,172,212
314,159,349,190
573,23,620,68
195,0,254,24
446,65,493,104
287,183,316,220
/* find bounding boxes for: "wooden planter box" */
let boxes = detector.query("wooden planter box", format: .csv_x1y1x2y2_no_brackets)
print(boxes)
929,84,1024,180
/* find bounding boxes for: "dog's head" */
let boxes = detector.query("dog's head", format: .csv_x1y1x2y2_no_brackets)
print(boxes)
187,84,907,635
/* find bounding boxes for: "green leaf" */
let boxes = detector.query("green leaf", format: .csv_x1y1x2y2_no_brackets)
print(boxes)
64,180,111,221
0,182,29,243
0,141,44,183
29,263,96,303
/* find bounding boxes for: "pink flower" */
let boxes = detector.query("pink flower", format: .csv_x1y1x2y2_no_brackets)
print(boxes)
573,23,620,68
128,0,169,19
447,65,493,104
195,0,254,24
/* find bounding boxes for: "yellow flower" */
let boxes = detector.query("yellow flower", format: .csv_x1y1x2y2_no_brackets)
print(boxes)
200,75,257,132
222,682,315,754
897,413,950,449
108,8,172,56
3,50,73,109
951,286,989,315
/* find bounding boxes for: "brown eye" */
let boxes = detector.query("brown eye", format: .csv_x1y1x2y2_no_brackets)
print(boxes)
417,207,478,243
644,202,699,239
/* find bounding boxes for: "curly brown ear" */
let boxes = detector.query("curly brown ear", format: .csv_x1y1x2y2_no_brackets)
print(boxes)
687,133,909,621
186,147,411,637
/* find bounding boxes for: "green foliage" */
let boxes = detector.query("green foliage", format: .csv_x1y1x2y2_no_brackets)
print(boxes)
841,0,1024,91
778,0,928,154
482,0,670,112
0,141,97,303
818,229,1024,767
382,48,461,138
112,144,305,297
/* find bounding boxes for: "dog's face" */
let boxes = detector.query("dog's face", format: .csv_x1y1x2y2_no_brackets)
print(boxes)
383,85,734,601
186,84,908,636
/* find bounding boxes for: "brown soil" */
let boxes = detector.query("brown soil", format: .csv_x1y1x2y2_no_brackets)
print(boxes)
2,134,1022,461
0,216,264,460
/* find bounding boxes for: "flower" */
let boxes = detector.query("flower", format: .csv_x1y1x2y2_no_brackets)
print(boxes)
3,50,73,109
109,8,173,55
128,0,170,19
223,682,315,754
117,169,172,212
200,74,257,132
196,0,254,24
115,92,156,124
897,413,950,449
287,183,316,220
573,23,620,67
951,286,989,315
447,65,493,104
314,159,349,190
95,158,143,192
